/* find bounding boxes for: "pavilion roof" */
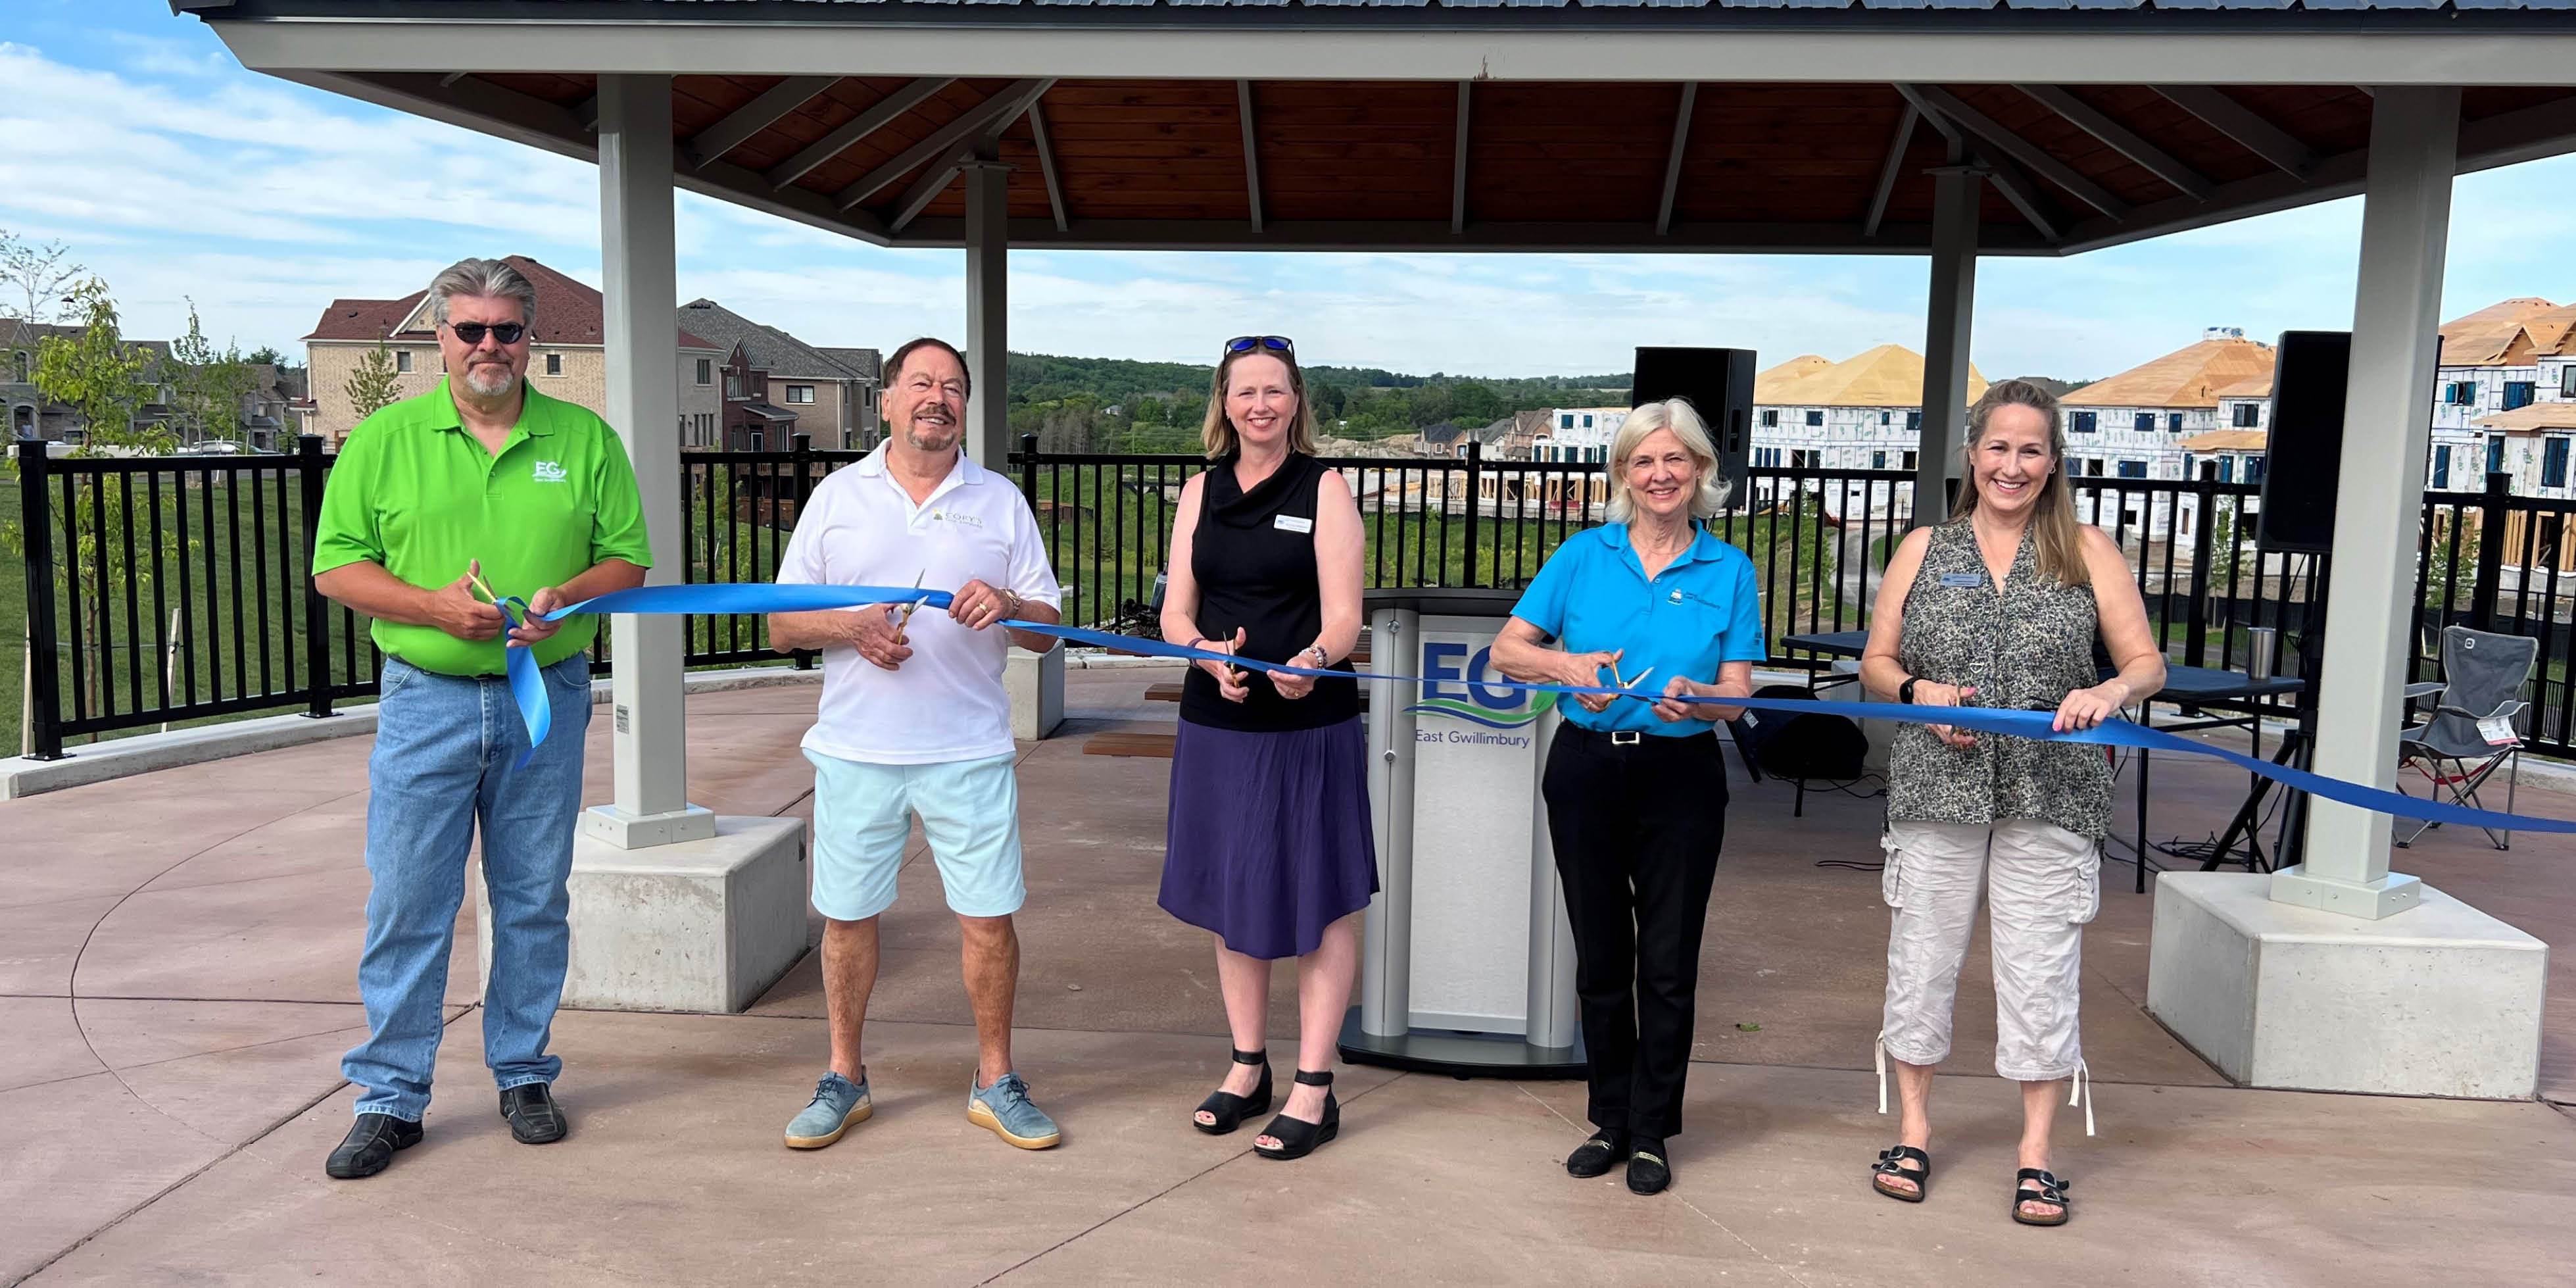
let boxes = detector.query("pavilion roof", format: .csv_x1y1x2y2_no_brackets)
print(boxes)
178,3,2576,259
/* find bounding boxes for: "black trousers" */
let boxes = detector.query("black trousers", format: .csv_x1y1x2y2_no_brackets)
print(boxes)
1542,726,1728,1141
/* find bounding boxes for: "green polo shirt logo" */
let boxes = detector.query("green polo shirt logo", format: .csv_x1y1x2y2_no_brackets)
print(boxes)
311,377,654,677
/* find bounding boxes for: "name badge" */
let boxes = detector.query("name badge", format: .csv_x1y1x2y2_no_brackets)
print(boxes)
1275,514,1315,533
1939,572,1984,588
932,510,984,529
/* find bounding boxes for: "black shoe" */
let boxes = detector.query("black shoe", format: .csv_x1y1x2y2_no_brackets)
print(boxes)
1193,1047,1274,1135
499,1083,568,1145
324,1112,422,1179
1626,1137,1672,1195
1252,1070,1339,1161
1565,1130,1631,1178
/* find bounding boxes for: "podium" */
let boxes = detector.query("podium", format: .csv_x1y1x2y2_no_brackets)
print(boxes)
1338,588,1584,1077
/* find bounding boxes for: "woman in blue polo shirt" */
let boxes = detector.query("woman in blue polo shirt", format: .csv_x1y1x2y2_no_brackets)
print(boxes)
1492,398,1765,1197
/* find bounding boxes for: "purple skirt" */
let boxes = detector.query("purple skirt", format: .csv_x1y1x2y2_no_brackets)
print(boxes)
1161,715,1379,961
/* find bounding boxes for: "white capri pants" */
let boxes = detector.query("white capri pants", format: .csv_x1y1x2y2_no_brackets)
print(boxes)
1877,818,2099,1133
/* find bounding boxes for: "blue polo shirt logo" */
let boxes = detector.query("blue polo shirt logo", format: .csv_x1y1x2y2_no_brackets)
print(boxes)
1410,641,1558,730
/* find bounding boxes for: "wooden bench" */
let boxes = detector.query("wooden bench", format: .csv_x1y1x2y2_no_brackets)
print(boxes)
1082,731,1177,758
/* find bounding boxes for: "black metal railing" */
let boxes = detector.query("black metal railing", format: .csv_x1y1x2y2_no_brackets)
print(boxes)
14,429,2571,760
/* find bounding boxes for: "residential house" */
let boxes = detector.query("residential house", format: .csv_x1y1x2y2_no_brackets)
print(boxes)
5,319,81,441
817,347,884,446
303,255,725,448
2060,326,2275,540
1750,344,1981,474
677,299,881,451
1531,406,1626,462
2444,297,2576,494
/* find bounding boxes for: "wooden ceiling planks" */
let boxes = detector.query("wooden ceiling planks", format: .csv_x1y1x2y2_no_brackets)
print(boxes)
437,74,2575,247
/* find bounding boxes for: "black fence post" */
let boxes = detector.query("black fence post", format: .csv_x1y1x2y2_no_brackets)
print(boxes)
2185,477,2216,669
788,432,817,670
16,441,66,759
1017,432,1039,511
2469,469,2510,631
1461,439,1484,587
297,435,333,718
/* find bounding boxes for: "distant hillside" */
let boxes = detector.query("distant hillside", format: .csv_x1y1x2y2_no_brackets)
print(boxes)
1004,351,1628,453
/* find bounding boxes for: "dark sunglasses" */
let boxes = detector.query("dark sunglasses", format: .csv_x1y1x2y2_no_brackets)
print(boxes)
1224,335,1294,356
445,320,526,346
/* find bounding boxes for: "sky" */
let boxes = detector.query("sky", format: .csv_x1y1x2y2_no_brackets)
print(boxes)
4,1,2573,385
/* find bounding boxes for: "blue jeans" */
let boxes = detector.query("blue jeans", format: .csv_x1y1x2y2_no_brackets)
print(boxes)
342,653,595,1122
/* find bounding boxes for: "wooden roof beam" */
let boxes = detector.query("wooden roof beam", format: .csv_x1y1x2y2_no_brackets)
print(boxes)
1239,80,1265,234
2015,84,2213,203
888,82,1054,232
685,75,838,170
835,78,1050,211
1656,82,1697,237
1862,103,1918,239
2154,86,2319,177
773,76,954,189
1451,82,1471,235
1899,83,2128,220
1899,87,2066,243
1027,99,1069,234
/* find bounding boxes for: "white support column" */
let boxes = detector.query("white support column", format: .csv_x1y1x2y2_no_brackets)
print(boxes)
963,157,1011,466
2272,86,2459,920
587,72,714,849
1910,154,1980,528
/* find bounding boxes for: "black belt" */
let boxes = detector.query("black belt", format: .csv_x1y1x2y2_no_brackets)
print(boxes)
1557,725,1718,751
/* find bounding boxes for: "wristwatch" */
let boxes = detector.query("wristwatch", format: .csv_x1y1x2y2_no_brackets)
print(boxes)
1899,676,1919,704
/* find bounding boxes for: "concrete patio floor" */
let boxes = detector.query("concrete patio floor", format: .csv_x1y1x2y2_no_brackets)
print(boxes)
4,666,2570,1286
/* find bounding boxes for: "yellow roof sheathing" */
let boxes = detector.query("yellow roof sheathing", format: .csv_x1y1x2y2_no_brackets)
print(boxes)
2473,403,2576,432
2063,336,2276,410
2439,297,2561,367
1753,355,1834,402
1760,344,1989,409
2181,429,2269,452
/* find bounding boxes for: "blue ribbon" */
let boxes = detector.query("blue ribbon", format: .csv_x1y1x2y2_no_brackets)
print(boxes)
489,582,2574,837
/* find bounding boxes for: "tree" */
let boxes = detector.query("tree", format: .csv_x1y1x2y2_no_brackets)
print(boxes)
346,339,401,424
6,278,187,739
168,298,256,445
245,345,297,369
31,280,155,451
0,231,85,324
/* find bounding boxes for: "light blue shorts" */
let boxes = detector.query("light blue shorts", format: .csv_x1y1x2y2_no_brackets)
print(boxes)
806,748,1026,921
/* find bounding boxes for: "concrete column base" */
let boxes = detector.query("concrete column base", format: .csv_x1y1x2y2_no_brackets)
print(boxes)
1008,641,1065,741
2146,872,2546,1099
479,814,810,1014
2270,862,2423,920
581,801,719,850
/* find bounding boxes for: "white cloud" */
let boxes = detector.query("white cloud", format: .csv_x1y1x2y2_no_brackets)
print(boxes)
5,32,2575,387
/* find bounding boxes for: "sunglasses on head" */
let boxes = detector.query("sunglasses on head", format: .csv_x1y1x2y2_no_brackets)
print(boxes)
1224,335,1294,357
445,320,526,346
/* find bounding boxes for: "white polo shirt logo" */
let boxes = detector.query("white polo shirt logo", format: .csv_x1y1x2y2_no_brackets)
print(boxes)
533,460,568,483
931,509,983,528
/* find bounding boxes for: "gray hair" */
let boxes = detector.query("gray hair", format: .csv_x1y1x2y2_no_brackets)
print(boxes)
427,258,537,328
1604,398,1730,523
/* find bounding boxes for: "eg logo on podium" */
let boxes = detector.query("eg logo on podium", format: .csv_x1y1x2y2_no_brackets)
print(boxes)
1405,641,1557,730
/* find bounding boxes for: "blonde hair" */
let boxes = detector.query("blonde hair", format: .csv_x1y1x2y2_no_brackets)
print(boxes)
1953,379,2090,587
1604,398,1730,523
1201,345,1320,458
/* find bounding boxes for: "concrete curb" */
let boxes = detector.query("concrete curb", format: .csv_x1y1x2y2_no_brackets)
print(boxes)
0,665,827,800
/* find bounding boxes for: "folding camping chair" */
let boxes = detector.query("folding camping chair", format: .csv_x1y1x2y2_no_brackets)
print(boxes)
2396,625,2539,850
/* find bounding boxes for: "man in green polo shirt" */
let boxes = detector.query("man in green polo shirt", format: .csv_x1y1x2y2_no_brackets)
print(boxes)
310,258,650,1180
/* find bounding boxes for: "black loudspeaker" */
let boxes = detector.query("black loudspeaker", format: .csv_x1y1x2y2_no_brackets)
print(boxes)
2256,330,2350,554
1631,347,1754,493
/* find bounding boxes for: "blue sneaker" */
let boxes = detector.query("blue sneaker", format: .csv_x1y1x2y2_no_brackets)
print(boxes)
784,1071,871,1149
966,1070,1061,1150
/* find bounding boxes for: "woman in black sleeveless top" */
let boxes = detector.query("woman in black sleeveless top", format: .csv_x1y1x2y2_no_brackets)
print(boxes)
1159,335,1373,1162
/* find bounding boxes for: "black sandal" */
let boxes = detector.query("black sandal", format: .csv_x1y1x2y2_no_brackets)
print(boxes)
2011,1168,2072,1227
1872,1145,1931,1202
1251,1070,1338,1160
1192,1048,1273,1135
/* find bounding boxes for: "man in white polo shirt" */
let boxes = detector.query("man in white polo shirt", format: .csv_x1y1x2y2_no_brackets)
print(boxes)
766,337,1066,1152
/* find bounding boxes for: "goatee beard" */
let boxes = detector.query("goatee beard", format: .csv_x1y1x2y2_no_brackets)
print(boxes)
463,366,517,401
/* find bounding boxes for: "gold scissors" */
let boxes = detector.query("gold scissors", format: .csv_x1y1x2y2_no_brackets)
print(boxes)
895,569,927,629
1609,660,1655,695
